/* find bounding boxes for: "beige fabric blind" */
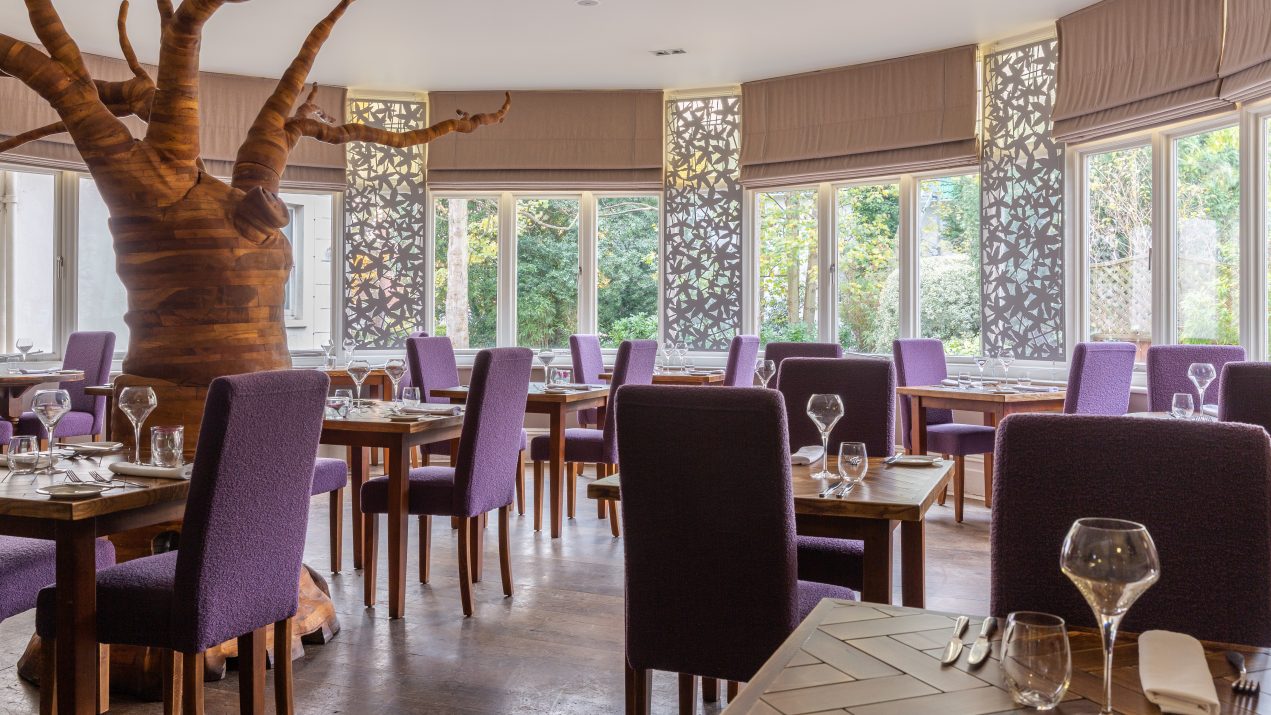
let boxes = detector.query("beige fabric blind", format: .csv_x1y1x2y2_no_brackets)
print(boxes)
739,45,979,188
426,90,663,190
1220,0,1271,102
1051,0,1229,143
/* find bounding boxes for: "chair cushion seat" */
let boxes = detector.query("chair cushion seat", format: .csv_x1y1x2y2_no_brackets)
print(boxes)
15,410,96,439
36,550,175,647
796,536,864,591
796,579,858,619
529,429,606,463
925,423,996,456
0,536,114,622
311,458,348,496
360,466,458,516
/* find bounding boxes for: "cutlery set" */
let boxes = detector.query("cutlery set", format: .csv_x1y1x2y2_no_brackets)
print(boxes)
818,478,851,499
940,616,995,669
1227,651,1261,696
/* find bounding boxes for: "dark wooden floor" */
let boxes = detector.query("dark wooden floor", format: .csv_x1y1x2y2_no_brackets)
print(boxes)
0,472,991,713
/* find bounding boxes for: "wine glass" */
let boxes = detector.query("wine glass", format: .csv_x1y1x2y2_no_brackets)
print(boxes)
674,342,689,371
662,340,676,370
1187,363,1216,412
806,394,844,479
383,358,407,401
1001,612,1071,709
321,340,337,369
31,389,70,473
15,338,34,361
342,338,357,361
346,359,372,405
837,442,868,495
1060,518,1160,715
973,355,989,386
537,348,556,381
1170,393,1194,419
756,359,776,387
998,346,1016,384
118,386,157,464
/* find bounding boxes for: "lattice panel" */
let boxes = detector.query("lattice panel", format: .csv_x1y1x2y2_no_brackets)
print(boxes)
981,40,1065,361
663,96,743,351
343,99,427,349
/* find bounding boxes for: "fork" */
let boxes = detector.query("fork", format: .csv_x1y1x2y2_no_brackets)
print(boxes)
90,470,145,489
1227,651,1261,695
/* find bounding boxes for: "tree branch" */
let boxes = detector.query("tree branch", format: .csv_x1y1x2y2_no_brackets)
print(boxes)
284,91,512,149
0,33,71,103
23,0,92,84
117,0,149,80
0,101,144,153
156,0,174,23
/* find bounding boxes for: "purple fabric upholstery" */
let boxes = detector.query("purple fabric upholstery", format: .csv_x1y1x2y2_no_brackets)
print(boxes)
528,428,604,463
766,342,843,378
362,348,532,518
36,370,329,653
16,410,94,440
16,331,114,439
311,457,348,496
892,339,953,450
925,423,997,456
991,414,1271,646
0,420,10,447
407,336,462,457
1220,362,1271,434
617,385,855,683
774,357,895,458
723,335,761,386
570,334,604,427
0,536,114,622
397,331,428,391
795,536,864,592
1146,345,1245,412
1064,342,1136,415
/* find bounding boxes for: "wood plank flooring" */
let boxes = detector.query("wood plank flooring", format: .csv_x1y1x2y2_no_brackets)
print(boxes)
0,471,992,714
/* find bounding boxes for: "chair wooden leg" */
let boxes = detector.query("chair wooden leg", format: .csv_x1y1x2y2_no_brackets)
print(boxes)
597,463,609,519
39,636,54,715
419,515,431,584
515,452,526,515
161,649,181,715
469,515,483,584
727,680,740,700
608,500,621,537
937,454,950,505
952,455,965,524
625,660,651,715
982,450,994,509
533,461,544,532
363,514,379,607
182,651,204,715
457,517,475,617
678,673,698,714
98,644,110,714
498,506,513,597
329,487,343,573
566,462,577,519
703,677,718,702
273,618,294,715
238,627,267,714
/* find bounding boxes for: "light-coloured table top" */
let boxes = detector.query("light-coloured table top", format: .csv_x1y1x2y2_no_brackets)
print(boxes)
0,370,85,388
0,452,188,522
599,370,727,385
431,383,610,404
321,401,465,434
896,384,1067,404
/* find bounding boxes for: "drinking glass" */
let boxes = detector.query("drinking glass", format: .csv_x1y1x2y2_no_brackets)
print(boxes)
118,386,157,464
1187,362,1216,411
957,372,972,389
549,367,573,385
662,340,676,369
346,359,372,404
400,387,421,409
32,389,70,473
325,395,350,420
342,338,357,361
537,348,556,379
1171,392,1194,419
1001,612,1071,710
998,347,1015,384
321,340,337,369
806,394,844,479
756,359,776,387
6,436,41,478
5,356,18,374
674,342,689,370
837,442,868,495
1060,518,1160,714
973,355,989,386
334,388,353,402
383,358,407,401
1018,371,1033,388
15,338,34,361
150,426,184,467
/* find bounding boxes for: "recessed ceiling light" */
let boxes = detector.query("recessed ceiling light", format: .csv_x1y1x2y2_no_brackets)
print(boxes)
577,0,600,6
651,48,687,57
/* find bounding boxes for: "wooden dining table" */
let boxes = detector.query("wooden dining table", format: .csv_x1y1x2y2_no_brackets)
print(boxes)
1,371,86,423
598,370,727,386
724,599,1268,714
587,458,953,607
894,385,1066,508
0,453,189,715
432,384,610,539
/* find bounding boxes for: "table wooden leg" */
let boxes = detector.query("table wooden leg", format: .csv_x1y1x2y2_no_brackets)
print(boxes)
348,446,367,571
54,519,97,715
859,520,894,605
387,438,408,619
911,396,928,456
900,520,926,608
983,411,999,509
549,406,565,539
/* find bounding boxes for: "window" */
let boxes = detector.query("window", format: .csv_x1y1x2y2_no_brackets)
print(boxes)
1084,145,1153,355
596,196,659,347
3,169,57,355
281,204,301,321
918,174,982,355
76,176,130,353
757,189,818,345
837,183,900,354
279,191,336,352
516,198,579,348
1174,126,1239,346
433,197,498,349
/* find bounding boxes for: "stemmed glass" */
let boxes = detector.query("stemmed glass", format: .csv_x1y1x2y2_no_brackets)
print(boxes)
383,358,407,402
973,355,989,386
1060,518,1160,715
342,338,357,361
321,340,337,369
537,348,556,382
756,359,776,387
674,342,689,371
997,346,1015,384
15,338,34,361
1170,393,1194,419
1187,363,1216,413
346,359,371,405
31,389,70,474
806,394,844,479
837,442,868,495
118,387,157,465
661,340,677,370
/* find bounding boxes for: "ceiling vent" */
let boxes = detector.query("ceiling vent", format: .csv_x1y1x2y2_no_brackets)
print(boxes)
651,49,687,57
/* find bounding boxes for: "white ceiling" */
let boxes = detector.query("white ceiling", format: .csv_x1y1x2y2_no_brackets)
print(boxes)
0,0,1094,92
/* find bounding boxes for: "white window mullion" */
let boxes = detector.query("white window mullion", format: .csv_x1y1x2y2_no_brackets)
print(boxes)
817,182,836,343
1241,108,1267,360
422,190,436,337
898,174,920,339
578,192,598,335
1064,148,1086,357
1152,132,1174,347
741,189,758,337
56,170,76,358
496,192,516,347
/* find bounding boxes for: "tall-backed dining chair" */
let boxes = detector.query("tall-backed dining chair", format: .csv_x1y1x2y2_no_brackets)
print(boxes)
0,420,10,452
1064,342,1136,415
893,339,994,523
1146,344,1245,414
722,335,760,386
765,341,843,378
1219,362,1271,434
617,385,857,713
361,348,532,616
991,413,1271,646
395,330,429,397
311,458,349,573
36,369,329,713
17,331,114,442
529,340,657,535
570,334,604,428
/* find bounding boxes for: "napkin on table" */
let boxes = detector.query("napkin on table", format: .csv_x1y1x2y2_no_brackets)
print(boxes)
1138,630,1220,715
398,405,461,416
791,445,825,465
108,462,193,480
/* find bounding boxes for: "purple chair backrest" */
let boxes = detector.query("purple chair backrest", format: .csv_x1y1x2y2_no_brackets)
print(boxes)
892,339,952,451
399,331,429,390
1220,362,1271,434
775,357,896,458
1064,342,1136,415
601,340,658,461
991,413,1271,646
723,335,760,386
569,334,603,384
616,385,799,682
406,336,460,405
1146,344,1245,411
62,331,115,432
453,349,532,517
172,369,329,653
766,342,843,378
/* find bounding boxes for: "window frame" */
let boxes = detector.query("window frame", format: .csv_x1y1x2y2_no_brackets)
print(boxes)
0,163,65,358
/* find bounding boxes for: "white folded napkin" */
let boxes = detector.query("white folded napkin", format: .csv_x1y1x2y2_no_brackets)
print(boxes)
1139,630,1220,715
17,369,54,375
108,462,193,480
1202,404,1219,418
398,405,461,416
791,445,825,465
1014,384,1061,393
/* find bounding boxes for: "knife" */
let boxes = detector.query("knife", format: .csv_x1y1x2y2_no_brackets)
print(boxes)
967,617,996,667
940,615,970,665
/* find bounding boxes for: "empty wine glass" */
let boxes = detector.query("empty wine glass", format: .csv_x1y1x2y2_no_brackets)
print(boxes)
537,348,556,380
674,342,689,370
346,359,372,405
1060,518,1160,715
1170,392,1194,419
973,355,989,386
118,386,157,464
837,442,868,495
998,346,1016,384
1187,362,1216,412
31,389,70,474
383,358,407,401
15,338,34,361
1001,612,1071,710
342,338,357,361
756,359,776,387
321,340,337,369
806,394,844,479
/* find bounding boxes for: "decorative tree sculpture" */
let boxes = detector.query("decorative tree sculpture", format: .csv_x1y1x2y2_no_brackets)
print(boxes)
0,0,509,387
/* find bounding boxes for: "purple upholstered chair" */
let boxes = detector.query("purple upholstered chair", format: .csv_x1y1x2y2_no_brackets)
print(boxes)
362,348,532,616
0,420,10,452
1146,344,1245,415
723,335,761,386
1219,362,1271,434
765,341,843,378
36,369,329,711
616,385,856,711
17,331,115,441
312,457,349,573
570,334,604,428
529,340,656,535
395,330,429,395
992,414,1271,646
893,339,994,523
0,536,114,622
1064,342,1136,415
